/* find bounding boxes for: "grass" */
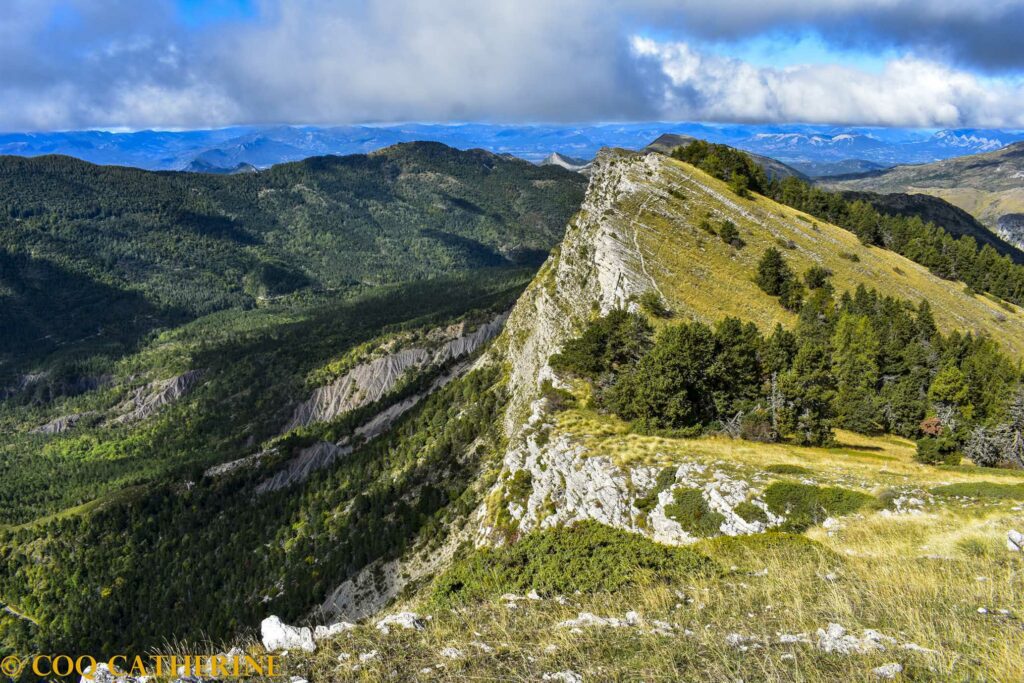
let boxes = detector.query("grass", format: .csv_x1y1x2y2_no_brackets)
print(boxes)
605,153,1024,357
276,504,1024,681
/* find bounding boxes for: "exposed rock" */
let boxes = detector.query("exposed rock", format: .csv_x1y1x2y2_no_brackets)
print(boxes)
31,411,97,434
1008,530,1023,552
375,612,425,634
555,611,639,629
816,623,895,655
313,621,357,641
542,671,583,683
261,615,316,653
255,442,352,495
439,647,464,659
283,314,506,432
872,663,903,679
111,370,203,425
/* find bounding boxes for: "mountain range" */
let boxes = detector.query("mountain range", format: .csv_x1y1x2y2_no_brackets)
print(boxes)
3,123,1023,175
1,138,1023,681
825,141,1024,250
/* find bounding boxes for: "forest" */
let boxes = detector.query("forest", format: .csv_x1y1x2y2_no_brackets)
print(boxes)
551,262,1023,466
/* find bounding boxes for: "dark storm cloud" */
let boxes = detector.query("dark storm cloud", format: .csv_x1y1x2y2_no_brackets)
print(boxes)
649,0,1024,72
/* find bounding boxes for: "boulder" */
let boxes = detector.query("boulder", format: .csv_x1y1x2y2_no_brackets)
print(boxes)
261,615,316,653
1008,530,1023,552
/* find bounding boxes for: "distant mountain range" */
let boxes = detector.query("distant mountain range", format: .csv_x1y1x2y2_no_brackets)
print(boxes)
824,141,1024,250
2,123,1023,174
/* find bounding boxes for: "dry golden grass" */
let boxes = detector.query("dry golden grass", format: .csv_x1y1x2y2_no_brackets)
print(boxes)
266,418,1024,682
614,156,1024,357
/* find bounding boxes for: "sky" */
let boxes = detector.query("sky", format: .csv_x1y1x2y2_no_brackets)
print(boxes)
3,0,1024,131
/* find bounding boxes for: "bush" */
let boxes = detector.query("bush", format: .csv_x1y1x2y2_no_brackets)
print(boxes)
638,290,671,318
430,521,717,606
765,463,811,476
718,220,744,248
664,488,726,537
915,436,962,466
763,482,876,532
803,266,833,290
930,482,1024,500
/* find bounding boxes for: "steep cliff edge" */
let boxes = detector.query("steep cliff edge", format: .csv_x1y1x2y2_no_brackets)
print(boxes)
480,146,1024,545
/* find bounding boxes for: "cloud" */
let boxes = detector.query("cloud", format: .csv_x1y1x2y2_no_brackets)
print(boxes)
631,37,1024,128
637,0,1024,72
1,0,1023,130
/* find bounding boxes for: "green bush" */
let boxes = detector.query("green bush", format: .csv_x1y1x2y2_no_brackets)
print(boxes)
734,501,769,525
763,482,876,532
430,521,717,605
930,482,1024,500
664,487,726,537
915,436,962,466
765,463,812,476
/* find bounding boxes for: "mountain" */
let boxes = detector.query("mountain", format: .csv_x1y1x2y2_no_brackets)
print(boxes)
839,191,1024,262
787,159,890,178
645,133,808,181
540,151,592,173
183,159,259,174
4,124,1024,172
823,141,1024,250
0,143,585,380
2,144,1022,680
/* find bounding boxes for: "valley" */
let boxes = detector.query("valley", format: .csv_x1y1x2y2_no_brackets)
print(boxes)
1,140,1022,682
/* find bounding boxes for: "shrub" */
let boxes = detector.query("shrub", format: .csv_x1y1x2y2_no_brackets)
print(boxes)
803,266,833,290
634,467,677,514
915,436,961,466
763,482,876,532
765,463,811,476
664,487,726,537
734,501,769,525
638,290,671,318
930,482,1024,500
718,220,744,248
430,521,717,605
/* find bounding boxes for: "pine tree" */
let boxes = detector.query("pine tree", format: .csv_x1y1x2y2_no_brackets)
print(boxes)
755,247,791,296
832,313,881,433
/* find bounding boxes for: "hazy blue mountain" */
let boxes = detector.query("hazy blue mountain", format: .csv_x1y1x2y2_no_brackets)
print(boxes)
2,124,1023,172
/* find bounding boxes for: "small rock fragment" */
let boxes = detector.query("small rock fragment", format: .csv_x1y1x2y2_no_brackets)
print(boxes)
872,663,903,679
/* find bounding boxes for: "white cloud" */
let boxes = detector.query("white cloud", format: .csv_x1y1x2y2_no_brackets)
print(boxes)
631,36,1024,127
1,0,1024,130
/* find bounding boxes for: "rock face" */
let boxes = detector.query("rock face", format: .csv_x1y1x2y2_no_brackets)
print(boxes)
997,214,1024,251
111,370,203,425
478,150,785,546
283,314,507,433
30,411,97,434
254,442,352,495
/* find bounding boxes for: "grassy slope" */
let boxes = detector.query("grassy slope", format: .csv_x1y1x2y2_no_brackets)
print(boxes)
626,155,1024,357
822,143,1024,231
282,427,1024,681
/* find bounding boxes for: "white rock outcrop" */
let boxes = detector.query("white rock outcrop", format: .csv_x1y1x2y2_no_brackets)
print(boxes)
283,314,506,432
1008,529,1023,552
111,370,203,425
375,612,425,634
261,615,316,653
